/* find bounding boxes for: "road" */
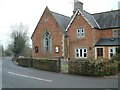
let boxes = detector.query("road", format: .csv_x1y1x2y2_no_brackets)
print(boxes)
2,57,119,88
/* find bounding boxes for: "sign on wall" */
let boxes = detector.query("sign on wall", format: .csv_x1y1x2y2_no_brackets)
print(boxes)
55,46,59,53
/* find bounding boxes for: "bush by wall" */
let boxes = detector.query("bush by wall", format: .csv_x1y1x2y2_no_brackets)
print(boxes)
112,54,120,71
33,58,60,72
69,59,118,76
16,57,33,67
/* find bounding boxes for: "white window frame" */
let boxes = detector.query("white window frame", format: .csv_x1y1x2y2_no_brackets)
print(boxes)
108,47,116,60
76,28,85,38
75,48,87,59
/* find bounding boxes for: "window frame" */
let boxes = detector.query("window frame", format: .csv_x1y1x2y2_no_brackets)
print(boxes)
75,48,87,59
42,30,52,52
113,29,120,37
108,47,116,60
97,48,103,57
76,28,85,38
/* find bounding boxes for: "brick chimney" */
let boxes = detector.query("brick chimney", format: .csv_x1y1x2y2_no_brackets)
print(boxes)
73,0,83,13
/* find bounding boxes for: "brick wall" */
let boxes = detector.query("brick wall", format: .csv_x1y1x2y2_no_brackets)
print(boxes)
101,29,113,38
67,12,95,60
32,7,63,59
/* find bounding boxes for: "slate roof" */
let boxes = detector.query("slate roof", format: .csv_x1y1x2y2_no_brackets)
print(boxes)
93,10,120,29
51,12,70,33
66,9,120,31
95,37,120,46
81,10,100,28
32,7,120,38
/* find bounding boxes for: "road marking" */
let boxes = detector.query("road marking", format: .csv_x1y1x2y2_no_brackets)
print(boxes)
8,72,53,82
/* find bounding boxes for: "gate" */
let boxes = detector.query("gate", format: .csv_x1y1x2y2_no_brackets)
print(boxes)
60,58,68,73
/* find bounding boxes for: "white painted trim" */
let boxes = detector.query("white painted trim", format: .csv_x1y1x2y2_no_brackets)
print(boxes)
108,47,116,60
75,48,87,59
65,9,78,32
95,47,97,59
95,47,105,59
103,47,105,58
65,9,95,32
92,16,101,29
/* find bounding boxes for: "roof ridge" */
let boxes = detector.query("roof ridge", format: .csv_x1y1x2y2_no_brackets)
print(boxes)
51,11,70,18
81,9,92,15
92,9,120,15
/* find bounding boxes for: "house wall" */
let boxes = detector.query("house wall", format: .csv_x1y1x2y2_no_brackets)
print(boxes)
31,7,118,60
32,7,63,59
101,29,113,38
95,29,113,44
95,29,102,43
95,29,114,59
95,46,118,60
67,12,95,60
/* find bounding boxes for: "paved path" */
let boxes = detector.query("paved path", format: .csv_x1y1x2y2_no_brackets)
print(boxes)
2,57,119,88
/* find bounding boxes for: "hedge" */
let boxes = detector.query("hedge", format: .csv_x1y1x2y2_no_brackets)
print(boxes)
112,53,120,71
69,59,118,76
33,58,61,72
16,57,33,67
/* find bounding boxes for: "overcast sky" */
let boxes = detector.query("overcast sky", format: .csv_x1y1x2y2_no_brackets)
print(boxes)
0,0,119,49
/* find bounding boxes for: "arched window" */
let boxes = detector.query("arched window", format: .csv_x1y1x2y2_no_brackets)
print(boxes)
42,31,52,52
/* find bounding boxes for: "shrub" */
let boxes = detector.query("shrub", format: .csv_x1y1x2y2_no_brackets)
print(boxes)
111,53,120,71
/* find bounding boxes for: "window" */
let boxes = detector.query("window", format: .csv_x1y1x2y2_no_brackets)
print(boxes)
97,48,103,57
113,29,120,37
109,47,116,59
75,48,87,58
42,31,52,52
77,28,85,38
35,46,38,53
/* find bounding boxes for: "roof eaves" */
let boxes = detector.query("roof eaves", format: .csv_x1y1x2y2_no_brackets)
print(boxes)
66,9,95,32
65,10,79,32
80,10,94,28
92,16,101,29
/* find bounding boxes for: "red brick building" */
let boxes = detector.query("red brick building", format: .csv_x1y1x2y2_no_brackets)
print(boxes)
31,1,120,60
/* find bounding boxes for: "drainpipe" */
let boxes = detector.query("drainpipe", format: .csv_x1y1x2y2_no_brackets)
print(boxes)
67,36,70,60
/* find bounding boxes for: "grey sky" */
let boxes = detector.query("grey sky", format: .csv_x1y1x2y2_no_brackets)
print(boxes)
0,0,119,49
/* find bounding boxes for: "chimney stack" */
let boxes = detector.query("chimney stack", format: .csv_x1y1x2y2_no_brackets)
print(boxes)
74,0,83,12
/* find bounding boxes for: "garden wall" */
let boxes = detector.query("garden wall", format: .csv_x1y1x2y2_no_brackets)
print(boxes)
16,57,33,67
33,58,60,72
69,59,118,76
